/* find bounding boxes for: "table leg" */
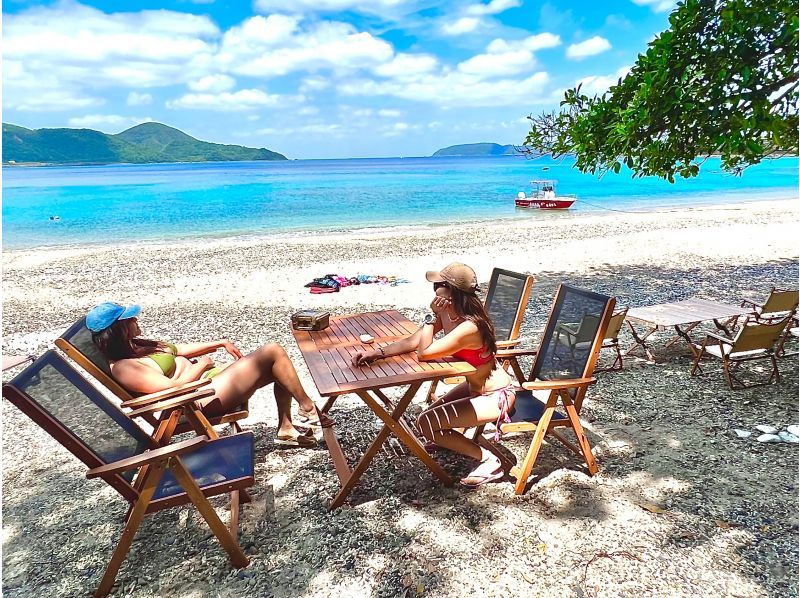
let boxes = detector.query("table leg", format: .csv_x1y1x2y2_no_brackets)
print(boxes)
670,323,701,357
624,321,657,361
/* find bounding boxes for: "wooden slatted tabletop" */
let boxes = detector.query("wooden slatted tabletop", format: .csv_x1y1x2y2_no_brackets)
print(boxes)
626,298,753,329
292,309,477,397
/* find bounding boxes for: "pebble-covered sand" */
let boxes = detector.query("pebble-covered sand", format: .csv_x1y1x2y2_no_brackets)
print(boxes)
2,199,798,597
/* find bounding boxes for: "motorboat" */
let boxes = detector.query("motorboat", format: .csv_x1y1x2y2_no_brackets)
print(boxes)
515,179,576,209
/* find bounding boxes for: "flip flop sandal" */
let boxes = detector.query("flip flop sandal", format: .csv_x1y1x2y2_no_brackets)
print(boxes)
298,408,335,428
423,441,440,454
275,431,317,448
459,469,504,488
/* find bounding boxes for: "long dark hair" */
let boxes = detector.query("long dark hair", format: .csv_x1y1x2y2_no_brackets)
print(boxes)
448,285,498,360
92,319,167,361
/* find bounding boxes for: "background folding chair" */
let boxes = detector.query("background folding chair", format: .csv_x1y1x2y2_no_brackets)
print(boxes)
691,315,791,389
56,317,249,435
490,285,615,495
741,287,798,356
2,350,254,597
427,267,534,401
594,307,628,372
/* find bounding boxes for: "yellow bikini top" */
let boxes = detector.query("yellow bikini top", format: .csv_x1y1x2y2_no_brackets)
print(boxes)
146,343,178,376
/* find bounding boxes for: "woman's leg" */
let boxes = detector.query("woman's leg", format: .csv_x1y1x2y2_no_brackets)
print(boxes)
201,343,322,430
416,394,501,461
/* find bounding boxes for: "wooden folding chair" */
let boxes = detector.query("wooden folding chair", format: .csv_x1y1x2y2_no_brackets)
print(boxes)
427,267,534,401
690,315,791,389
55,317,249,435
489,285,615,495
741,288,798,356
595,307,628,372
2,351,254,598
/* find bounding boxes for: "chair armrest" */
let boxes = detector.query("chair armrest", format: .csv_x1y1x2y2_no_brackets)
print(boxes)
127,388,215,418
703,331,734,344
495,339,520,349
497,348,538,358
740,298,762,310
86,436,208,478
121,378,212,408
522,377,596,391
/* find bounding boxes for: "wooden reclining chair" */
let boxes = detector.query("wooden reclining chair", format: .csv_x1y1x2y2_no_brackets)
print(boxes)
55,317,249,435
2,351,254,597
488,284,615,495
690,315,791,389
427,267,534,401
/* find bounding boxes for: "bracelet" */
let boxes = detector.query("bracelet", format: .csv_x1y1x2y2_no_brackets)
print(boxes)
378,346,386,357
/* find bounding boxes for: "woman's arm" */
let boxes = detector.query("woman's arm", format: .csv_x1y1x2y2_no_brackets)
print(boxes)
173,339,243,359
112,357,213,395
351,316,446,366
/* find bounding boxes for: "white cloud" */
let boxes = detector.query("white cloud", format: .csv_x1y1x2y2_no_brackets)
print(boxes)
254,0,404,13
300,77,331,92
566,36,611,59
631,0,677,12
383,122,413,137
576,66,631,96
466,0,521,16
166,89,300,111
188,74,236,92
220,17,393,77
10,91,103,112
458,49,534,77
341,70,551,108
441,17,482,36
126,92,152,106
373,53,438,79
256,123,345,136
378,109,402,117
67,114,151,130
522,32,562,51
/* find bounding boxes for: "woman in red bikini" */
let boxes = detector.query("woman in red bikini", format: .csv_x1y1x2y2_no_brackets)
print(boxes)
351,262,514,487
87,302,332,447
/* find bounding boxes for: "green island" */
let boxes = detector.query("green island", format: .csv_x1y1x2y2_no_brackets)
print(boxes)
2,121,287,165
432,142,518,157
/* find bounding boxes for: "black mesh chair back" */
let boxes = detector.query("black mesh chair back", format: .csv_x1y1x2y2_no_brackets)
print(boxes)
58,316,112,375
530,285,615,386
484,268,534,342
3,350,151,486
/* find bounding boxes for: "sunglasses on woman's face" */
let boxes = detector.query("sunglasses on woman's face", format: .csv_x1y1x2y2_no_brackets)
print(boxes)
433,281,449,291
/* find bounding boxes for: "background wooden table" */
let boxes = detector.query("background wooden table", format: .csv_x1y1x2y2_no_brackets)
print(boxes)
625,298,754,361
292,309,476,509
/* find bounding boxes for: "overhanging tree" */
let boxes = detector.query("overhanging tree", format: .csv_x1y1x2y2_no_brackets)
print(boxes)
524,0,799,181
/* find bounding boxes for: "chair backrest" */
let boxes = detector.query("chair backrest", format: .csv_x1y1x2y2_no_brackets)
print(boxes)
604,307,629,340
55,317,135,402
483,268,535,342
529,285,615,409
732,316,791,353
762,288,799,315
2,350,150,498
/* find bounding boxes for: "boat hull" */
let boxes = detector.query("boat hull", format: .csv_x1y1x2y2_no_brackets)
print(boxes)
515,198,575,209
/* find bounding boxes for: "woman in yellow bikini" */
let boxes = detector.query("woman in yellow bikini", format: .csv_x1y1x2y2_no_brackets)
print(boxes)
86,302,331,447
350,263,514,487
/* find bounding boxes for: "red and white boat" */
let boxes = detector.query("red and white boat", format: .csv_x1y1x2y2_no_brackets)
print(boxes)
515,179,577,209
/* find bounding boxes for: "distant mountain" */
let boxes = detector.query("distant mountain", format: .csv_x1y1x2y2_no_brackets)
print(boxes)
2,122,287,165
432,143,519,157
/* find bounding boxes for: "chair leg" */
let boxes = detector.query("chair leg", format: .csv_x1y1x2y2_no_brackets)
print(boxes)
96,461,168,597
613,343,623,371
169,457,249,568
560,390,598,475
722,357,735,390
510,398,557,495
427,379,439,403
690,349,705,377
230,490,240,540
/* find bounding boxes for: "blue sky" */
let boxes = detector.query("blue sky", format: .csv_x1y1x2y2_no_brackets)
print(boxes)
3,0,677,159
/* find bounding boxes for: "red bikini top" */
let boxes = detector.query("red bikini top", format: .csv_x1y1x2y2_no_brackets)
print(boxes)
453,346,495,367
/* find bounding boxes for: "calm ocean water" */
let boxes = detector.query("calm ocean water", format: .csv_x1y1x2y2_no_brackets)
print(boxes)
2,156,797,250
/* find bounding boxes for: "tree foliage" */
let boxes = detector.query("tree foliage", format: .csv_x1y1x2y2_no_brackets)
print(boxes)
524,0,799,181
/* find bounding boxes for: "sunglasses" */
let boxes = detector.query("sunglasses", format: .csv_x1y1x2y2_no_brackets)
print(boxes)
433,281,450,291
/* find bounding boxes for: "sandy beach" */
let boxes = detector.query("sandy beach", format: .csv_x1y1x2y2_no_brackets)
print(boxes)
2,198,798,597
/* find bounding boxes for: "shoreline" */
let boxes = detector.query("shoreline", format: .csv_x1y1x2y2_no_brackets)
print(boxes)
2,195,797,255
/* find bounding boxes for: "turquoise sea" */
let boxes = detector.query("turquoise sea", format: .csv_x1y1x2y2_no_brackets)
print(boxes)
2,156,798,250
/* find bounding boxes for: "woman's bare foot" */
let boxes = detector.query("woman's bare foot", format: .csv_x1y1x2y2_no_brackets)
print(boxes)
460,455,503,488
298,405,334,428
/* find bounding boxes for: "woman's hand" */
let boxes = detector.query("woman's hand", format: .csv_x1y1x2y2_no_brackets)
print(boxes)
430,295,450,315
351,349,379,366
221,339,243,359
193,355,215,370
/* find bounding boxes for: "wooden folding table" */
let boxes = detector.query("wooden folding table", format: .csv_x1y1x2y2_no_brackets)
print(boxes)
292,309,476,510
624,298,754,361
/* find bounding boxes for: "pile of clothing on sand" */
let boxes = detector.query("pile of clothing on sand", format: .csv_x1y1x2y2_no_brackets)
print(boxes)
304,274,410,294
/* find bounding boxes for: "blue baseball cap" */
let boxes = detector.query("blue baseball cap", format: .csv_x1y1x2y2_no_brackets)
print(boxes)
86,302,141,332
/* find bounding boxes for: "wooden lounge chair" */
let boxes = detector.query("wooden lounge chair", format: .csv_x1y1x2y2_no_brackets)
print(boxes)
690,315,791,389
55,317,248,435
427,268,534,401
492,284,615,495
2,350,254,597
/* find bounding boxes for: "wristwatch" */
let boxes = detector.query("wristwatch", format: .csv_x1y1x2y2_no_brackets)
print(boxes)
423,313,436,326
